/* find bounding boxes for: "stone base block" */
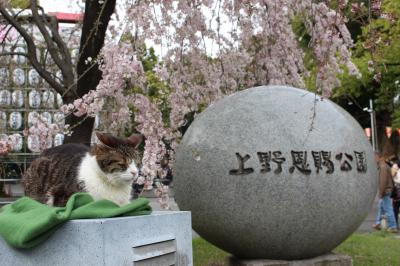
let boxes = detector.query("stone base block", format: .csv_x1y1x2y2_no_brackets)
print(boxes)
229,253,352,266
0,211,192,266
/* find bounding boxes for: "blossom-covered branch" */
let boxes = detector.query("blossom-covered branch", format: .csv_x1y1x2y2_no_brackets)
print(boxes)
3,1,361,179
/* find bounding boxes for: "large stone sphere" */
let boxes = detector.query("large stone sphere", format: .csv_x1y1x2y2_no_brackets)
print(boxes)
174,86,377,260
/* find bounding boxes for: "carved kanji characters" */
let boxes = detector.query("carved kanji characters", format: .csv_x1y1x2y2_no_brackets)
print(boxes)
229,153,254,175
312,151,334,174
354,151,367,173
257,151,286,174
229,150,362,176
271,151,286,174
257,152,272,173
335,153,353,171
289,151,311,175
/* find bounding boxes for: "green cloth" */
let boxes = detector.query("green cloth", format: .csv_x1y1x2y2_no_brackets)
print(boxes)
0,193,152,249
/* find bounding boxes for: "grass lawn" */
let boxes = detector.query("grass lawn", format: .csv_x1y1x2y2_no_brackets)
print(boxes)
193,232,400,266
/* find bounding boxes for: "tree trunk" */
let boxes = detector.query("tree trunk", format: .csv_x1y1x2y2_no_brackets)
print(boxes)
64,0,116,145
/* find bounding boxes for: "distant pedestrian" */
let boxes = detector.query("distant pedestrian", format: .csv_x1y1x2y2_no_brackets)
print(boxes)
132,169,145,199
156,155,173,186
391,161,400,227
372,153,398,233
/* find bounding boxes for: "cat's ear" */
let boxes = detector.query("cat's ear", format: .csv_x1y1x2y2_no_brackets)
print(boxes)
127,134,143,149
96,132,119,148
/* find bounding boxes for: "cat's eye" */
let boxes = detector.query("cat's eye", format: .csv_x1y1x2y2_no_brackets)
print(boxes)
105,159,117,164
117,163,127,169
109,161,127,170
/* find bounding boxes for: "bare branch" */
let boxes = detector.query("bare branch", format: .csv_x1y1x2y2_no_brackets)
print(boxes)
30,2,67,75
0,8,29,47
36,5,74,86
0,52,28,57
0,24,15,46
38,7,72,62
0,5,64,95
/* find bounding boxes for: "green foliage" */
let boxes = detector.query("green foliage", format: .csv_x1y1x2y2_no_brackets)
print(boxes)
290,16,320,93
142,47,158,72
125,44,173,137
145,70,172,126
291,17,311,50
138,46,172,126
192,238,229,266
333,55,373,98
192,233,400,266
392,106,400,129
335,232,400,266
10,0,31,9
332,0,400,127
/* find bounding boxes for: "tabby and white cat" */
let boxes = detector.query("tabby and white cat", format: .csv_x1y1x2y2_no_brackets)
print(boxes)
22,132,143,207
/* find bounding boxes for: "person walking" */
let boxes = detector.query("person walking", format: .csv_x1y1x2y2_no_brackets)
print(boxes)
372,153,398,233
391,161,400,227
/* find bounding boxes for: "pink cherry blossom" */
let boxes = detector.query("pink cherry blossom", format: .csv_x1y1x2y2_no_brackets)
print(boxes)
14,1,360,191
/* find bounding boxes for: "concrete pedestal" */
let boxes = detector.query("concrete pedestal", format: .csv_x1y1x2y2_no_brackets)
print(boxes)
229,253,352,266
0,211,192,266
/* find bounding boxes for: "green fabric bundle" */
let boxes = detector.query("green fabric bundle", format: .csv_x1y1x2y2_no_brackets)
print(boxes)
0,193,152,249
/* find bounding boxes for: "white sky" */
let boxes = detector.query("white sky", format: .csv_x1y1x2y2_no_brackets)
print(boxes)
39,0,224,58
40,0,165,55
40,0,83,13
